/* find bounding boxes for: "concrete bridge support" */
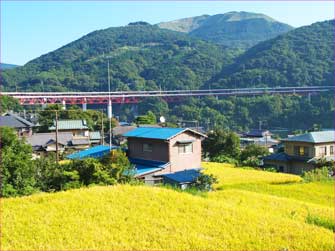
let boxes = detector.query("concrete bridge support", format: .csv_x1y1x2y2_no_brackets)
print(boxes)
82,102,87,111
62,100,66,110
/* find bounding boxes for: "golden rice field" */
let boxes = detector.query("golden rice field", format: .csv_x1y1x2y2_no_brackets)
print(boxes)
2,162,334,250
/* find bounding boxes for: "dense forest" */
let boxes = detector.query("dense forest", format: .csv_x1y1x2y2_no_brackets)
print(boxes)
1,24,235,92
1,18,334,131
209,20,334,89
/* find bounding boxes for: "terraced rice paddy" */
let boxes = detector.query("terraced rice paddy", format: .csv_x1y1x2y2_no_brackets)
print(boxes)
2,162,334,250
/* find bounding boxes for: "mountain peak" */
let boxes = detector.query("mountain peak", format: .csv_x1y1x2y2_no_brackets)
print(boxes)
157,11,293,49
215,11,276,22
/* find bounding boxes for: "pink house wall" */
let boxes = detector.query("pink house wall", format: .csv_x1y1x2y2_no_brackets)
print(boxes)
127,131,203,176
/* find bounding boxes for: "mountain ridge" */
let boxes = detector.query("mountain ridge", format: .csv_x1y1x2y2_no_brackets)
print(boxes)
157,11,293,48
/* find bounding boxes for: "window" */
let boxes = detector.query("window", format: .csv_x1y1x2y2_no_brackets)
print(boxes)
178,143,193,154
143,143,153,152
294,146,309,156
330,146,334,155
319,146,327,156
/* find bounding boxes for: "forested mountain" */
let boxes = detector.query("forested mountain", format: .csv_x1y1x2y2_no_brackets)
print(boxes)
208,20,334,89
158,12,293,48
1,19,333,131
1,23,235,92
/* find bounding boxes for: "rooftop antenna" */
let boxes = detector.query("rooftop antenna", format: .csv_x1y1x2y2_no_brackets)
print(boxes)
107,60,112,150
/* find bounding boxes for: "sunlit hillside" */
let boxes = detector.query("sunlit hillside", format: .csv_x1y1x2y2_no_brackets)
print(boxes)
2,163,334,250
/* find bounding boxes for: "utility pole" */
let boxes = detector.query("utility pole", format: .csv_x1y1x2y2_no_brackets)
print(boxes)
55,110,59,164
101,109,104,145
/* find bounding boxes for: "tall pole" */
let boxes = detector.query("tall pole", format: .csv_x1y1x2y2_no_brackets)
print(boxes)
101,109,104,145
107,60,112,149
55,110,59,164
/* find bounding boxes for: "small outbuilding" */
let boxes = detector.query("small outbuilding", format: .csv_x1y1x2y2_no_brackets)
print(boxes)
162,168,201,189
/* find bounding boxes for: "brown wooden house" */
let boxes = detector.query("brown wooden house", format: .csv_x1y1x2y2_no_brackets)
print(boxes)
123,127,206,183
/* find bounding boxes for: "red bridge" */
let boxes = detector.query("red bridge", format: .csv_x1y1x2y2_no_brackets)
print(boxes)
2,86,333,106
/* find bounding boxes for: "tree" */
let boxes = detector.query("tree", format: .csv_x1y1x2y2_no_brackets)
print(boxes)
191,172,218,191
134,111,156,125
240,144,269,162
202,128,240,159
138,97,169,118
0,127,37,197
33,155,82,192
0,96,22,113
101,149,135,183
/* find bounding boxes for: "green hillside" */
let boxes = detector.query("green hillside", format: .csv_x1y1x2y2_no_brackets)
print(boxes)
1,24,234,92
2,163,334,250
158,12,293,48
209,20,334,88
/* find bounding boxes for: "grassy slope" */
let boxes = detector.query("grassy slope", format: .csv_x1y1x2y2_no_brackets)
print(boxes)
2,163,334,250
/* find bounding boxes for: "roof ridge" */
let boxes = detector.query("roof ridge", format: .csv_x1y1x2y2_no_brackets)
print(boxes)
6,112,34,127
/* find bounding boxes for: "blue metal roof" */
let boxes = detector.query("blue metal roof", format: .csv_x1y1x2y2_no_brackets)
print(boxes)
263,152,310,162
66,145,118,160
123,127,185,140
129,158,169,176
263,152,290,162
162,169,201,184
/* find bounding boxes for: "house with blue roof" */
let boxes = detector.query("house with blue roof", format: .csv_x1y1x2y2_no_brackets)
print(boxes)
263,130,335,174
123,127,206,184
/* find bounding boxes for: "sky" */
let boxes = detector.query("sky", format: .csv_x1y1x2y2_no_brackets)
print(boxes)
1,1,334,65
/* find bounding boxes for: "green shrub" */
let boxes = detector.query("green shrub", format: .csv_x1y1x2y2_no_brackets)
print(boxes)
241,156,262,167
191,172,218,191
303,167,333,182
211,155,239,166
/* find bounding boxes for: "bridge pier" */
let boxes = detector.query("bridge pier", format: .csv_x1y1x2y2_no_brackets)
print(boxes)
62,100,66,110
82,103,87,111
41,98,47,109
307,93,312,102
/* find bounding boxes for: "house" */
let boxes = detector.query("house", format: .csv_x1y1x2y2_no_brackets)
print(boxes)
112,125,136,145
240,129,279,152
244,129,272,138
90,131,102,145
70,138,90,150
263,130,335,174
49,119,89,137
25,132,73,156
123,127,206,183
0,112,34,137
